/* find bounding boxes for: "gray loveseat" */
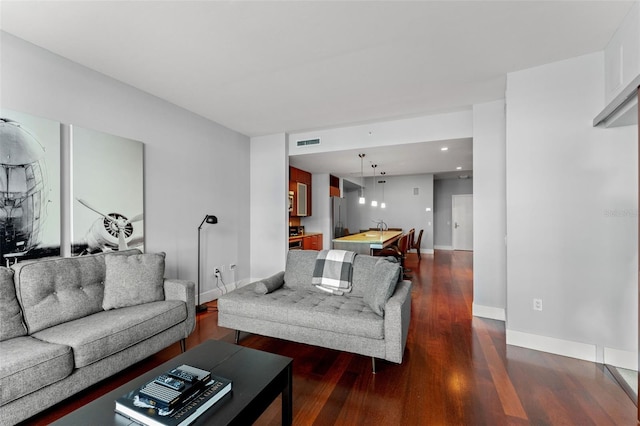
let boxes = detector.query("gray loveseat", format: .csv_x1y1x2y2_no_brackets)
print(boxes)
218,250,411,372
0,249,195,425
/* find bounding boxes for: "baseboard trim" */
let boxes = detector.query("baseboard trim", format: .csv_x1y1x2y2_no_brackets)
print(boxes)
506,329,597,362
604,347,638,370
434,245,453,251
472,303,505,321
200,280,244,303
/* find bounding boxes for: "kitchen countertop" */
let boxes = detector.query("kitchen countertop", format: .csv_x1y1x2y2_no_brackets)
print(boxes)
289,232,322,241
332,230,402,255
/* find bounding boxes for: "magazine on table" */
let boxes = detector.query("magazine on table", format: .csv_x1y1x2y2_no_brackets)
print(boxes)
115,364,232,426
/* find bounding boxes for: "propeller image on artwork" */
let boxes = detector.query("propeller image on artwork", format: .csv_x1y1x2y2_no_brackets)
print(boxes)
76,198,143,253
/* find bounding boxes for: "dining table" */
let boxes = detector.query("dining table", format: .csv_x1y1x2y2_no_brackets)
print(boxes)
332,230,402,255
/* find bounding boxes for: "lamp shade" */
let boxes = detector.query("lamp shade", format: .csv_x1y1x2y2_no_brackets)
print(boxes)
199,214,218,229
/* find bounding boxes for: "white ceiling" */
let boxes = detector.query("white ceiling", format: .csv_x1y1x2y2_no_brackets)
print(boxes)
0,1,635,177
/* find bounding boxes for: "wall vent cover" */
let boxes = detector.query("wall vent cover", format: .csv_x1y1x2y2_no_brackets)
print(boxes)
297,138,320,147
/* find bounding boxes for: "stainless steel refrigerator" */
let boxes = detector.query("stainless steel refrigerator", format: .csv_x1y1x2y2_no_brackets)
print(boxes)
331,196,348,241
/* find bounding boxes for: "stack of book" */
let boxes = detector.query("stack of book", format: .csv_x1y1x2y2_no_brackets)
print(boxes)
115,364,232,426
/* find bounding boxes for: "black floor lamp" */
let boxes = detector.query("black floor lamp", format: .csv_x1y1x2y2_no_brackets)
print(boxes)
197,214,218,313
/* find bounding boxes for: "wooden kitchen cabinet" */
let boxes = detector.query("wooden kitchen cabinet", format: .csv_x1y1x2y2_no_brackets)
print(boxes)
289,166,312,217
329,174,340,197
303,234,323,251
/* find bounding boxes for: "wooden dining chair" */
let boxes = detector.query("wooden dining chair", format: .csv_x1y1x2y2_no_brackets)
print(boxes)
397,234,411,279
408,229,423,260
406,228,415,248
376,234,411,279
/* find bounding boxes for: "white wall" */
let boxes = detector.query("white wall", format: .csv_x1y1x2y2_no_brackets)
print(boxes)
249,133,288,281
505,52,638,368
346,174,434,251
472,100,506,321
1,32,251,302
289,110,473,155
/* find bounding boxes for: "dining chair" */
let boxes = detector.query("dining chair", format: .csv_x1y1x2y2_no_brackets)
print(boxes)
408,229,423,260
376,234,411,279
406,228,415,248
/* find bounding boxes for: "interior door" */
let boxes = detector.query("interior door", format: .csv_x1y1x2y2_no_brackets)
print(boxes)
452,194,473,251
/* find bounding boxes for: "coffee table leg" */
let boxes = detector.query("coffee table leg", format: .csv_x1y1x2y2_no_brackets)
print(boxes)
282,363,293,425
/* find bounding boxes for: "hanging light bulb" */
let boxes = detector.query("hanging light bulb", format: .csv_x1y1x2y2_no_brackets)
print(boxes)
380,172,386,209
358,153,366,204
371,164,378,207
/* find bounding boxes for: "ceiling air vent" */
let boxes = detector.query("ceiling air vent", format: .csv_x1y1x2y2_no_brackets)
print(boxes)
296,138,320,147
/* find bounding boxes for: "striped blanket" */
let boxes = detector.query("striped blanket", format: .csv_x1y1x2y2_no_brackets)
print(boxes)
311,249,357,295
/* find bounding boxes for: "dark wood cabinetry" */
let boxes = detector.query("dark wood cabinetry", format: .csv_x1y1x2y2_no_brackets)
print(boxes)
329,174,340,197
302,234,323,251
289,166,312,217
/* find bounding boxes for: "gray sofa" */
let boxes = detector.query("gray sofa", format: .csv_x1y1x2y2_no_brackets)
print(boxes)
218,250,411,372
0,249,196,425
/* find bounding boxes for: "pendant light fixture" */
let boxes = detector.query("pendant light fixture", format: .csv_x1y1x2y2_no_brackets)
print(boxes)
370,164,378,207
379,172,386,209
358,153,366,204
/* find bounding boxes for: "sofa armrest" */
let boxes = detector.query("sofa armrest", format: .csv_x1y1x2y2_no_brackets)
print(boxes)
383,280,412,363
164,279,196,336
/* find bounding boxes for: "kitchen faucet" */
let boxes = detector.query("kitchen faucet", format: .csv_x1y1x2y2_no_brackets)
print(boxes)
374,219,388,238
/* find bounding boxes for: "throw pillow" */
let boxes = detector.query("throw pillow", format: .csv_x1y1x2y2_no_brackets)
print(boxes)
255,271,285,294
102,252,166,310
0,267,27,341
364,258,401,316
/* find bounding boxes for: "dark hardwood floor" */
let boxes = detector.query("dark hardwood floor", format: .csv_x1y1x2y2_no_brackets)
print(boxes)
23,250,636,425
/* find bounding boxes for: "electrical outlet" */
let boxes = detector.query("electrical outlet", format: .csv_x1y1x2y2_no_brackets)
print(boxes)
533,298,543,311
229,263,236,271
214,267,222,278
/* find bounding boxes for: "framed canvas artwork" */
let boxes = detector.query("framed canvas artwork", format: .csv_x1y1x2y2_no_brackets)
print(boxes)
71,126,144,255
0,109,61,264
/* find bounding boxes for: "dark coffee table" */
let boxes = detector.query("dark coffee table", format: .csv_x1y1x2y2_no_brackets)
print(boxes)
51,339,293,425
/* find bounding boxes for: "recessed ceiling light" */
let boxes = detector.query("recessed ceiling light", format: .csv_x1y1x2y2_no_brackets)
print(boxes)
456,166,462,170
441,147,448,151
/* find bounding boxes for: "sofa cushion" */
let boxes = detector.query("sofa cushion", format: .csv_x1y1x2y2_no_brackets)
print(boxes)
220,284,384,340
349,255,381,298
12,251,134,334
255,271,285,294
0,267,26,341
283,250,382,298
364,258,401,316
33,300,186,368
103,252,165,310
283,250,317,290
0,336,73,405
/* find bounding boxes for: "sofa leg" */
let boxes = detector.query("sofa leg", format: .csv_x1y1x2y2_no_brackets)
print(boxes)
235,330,240,344
180,339,186,353
371,357,377,374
